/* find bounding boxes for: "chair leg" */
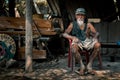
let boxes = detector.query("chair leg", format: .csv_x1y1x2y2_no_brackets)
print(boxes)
68,49,74,71
85,52,89,64
98,51,102,69
68,45,74,71
68,48,71,67
71,52,74,71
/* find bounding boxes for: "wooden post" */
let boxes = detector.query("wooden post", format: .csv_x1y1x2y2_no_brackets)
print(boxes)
25,0,33,72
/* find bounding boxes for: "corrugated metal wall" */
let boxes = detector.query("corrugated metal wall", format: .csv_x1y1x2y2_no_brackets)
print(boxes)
94,21,120,55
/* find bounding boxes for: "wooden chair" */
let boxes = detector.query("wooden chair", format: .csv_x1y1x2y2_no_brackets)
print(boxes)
67,39,102,71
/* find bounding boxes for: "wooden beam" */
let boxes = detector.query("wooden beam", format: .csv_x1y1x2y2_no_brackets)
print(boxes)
18,47,46,59
0,16,52,30
0,30,57,36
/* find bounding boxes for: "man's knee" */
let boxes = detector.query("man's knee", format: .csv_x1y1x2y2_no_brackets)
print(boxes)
92,42,101,54
94,42,101,49
71,44,79,53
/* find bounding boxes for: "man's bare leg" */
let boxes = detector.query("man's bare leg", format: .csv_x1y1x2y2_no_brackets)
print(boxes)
72,44,85,75
87,42,100,74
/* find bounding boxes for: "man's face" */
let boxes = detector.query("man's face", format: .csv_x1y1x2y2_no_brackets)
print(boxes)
75,14,85,21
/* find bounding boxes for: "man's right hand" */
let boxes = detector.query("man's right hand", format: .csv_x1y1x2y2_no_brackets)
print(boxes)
62,33,75,40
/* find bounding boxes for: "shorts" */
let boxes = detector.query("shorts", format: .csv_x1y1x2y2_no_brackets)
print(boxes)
72,37,98,50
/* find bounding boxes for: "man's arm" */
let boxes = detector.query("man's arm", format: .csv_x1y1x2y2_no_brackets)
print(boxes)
62,23,74,40
87,23,99,38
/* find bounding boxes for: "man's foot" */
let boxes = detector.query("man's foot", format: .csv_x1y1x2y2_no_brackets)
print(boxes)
75,68,85,76
87,69,96,75
86,63,95,75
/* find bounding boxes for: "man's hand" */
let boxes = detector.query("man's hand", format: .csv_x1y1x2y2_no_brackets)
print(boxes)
90,32,99,39
62,33,75,40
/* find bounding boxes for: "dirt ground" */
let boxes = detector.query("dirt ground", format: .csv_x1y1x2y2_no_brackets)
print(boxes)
0,54,120,80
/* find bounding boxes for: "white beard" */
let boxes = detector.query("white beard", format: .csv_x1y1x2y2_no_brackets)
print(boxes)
77,19,84,26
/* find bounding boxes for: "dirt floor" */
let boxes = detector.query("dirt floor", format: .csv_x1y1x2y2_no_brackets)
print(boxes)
0,54,120,80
